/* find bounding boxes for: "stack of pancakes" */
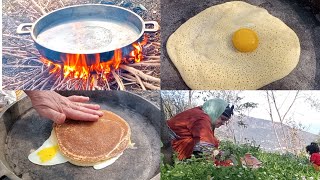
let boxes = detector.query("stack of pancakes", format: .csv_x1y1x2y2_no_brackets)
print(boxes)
53,110,131,166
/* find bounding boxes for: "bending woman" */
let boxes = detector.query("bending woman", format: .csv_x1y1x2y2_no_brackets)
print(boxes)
167,98,234,160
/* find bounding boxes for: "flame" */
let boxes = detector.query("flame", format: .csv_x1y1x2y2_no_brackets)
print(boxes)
41,36,148,84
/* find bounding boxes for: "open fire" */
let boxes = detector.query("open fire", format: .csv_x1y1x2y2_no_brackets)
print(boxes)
41,36,147,85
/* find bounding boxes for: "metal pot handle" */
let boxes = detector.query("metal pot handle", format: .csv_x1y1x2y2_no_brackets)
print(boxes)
17,23,33,35
144,21,160,32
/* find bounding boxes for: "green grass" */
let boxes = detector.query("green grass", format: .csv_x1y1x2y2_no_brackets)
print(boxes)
161,141,320,180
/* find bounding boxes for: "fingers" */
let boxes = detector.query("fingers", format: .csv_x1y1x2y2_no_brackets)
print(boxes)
70,103,103,117
54,113,67,124
30,93,102,124
64,108,100,122
67,95,90,103
36,107,66,124
78,103,101,110
63,95,103,122
67,95,101,110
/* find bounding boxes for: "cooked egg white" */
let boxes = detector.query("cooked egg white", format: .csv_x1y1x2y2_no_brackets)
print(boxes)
28,130,68,165
93,152,123,170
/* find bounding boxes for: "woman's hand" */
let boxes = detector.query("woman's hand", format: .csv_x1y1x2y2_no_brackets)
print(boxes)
25,91,103,124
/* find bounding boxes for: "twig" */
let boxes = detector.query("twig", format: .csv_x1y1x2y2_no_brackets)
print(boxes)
27,6,41,15
121,73,137,80
3,45,33,49
151,42,161,46
90,76,95,90
145,70,154,75
2,80,23,89
143,44,153,49
3,52,31,59
32,71,56,90
105,77,111,90
142,59,161,63
111,70,125,90
52,76,68,90
24,57,43,64
66,79,74,90
58,82,67,91
121,70,160,90
31,0,47,15
134,74,146,90
2,34,33,42
85,75,90,90
120,74,136,82
59,0,65,7
120,64,160,84
123,82,137,86
44,0,51,9
51,75,62,89
17,66,52,89
128,62,160,67
3,65,41,68
143,82,160,90
145,55,160,60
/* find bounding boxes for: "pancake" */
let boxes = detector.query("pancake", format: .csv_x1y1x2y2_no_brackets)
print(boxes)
53,110,131,166
166,1,300,89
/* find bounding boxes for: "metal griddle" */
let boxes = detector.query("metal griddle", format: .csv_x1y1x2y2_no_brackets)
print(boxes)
161,0,320,90
0,91,160,180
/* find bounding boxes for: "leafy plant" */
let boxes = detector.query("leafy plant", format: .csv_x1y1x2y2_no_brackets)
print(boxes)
161,141,320,180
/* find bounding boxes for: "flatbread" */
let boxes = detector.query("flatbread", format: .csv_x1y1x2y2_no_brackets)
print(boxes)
54,110,131,165
167,1,300,89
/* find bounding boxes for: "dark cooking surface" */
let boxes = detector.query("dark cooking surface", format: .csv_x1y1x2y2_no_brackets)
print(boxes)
161,0,320,90
5,96,160,180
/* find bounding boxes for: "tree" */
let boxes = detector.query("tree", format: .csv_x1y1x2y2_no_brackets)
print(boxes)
188,91,195,109
266,91,283,153
305,96,320,111
286,118,307,155
265,91,302,154
161,91,192,120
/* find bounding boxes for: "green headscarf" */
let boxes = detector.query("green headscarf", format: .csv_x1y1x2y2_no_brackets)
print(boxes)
202,98,228,123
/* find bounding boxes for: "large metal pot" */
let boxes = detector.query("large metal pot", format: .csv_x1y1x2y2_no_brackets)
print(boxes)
17,4,159,65
0,91,160,180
